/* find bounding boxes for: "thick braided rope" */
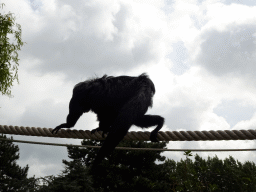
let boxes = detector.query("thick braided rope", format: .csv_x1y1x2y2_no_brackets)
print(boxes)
1,125,256,141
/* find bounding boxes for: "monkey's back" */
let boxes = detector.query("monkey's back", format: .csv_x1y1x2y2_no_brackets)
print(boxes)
73,73,155,116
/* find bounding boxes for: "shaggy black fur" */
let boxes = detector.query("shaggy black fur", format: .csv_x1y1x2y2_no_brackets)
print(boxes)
52,73,164,165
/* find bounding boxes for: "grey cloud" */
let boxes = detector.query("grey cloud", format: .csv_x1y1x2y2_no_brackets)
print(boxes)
16,136,76,177
195,24,256,76
132,38,158,64
165,106,202,131
113,3,130,33
213,99,256,128
224,0,256,6
162,91,211,131
20,99,68,128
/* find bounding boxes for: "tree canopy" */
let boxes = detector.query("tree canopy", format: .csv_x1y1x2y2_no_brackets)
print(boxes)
2,135,256,191
0,3,25,97
0,134,37,191
38,140,256,191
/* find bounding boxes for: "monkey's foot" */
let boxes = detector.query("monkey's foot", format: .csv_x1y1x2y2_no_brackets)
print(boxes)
150,131,159,142
91,127,102,134
52,127,61,134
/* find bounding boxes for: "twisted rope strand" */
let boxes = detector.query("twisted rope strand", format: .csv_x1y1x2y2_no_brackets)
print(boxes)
1,125,256,141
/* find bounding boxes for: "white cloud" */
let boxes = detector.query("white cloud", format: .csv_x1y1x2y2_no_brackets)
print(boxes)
233,113,256,130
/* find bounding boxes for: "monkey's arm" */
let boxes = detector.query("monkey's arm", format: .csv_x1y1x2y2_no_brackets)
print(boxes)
52,112,82,134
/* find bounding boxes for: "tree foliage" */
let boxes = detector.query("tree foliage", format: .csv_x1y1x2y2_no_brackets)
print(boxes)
0,134,37,192
0,3,25,96
165,154,256,192
39,139,256,192
38,140,168,192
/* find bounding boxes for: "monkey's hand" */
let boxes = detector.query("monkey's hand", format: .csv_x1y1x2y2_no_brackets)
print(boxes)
52,123,67,134
150,130,159,142
91,127,102,134
91,127,108,138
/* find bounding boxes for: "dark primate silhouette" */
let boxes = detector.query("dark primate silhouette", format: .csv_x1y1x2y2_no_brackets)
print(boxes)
52,73,164,165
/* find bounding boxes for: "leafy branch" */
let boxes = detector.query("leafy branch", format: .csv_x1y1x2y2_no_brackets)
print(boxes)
0,3,25,97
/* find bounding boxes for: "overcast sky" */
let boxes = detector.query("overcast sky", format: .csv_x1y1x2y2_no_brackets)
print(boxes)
2,0,256,178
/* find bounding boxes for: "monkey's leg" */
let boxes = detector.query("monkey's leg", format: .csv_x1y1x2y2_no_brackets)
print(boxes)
93,119,133,166
93,97,148,166
134,115,164,142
